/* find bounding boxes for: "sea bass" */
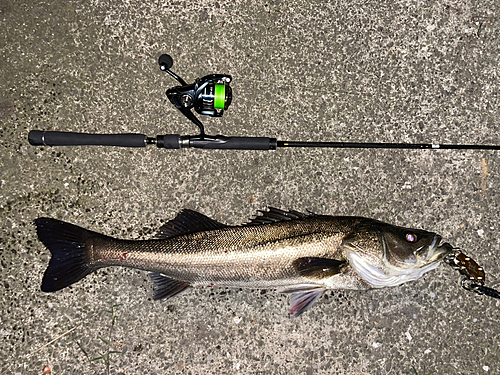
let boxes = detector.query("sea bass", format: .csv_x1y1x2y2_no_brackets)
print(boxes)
34,208,453,317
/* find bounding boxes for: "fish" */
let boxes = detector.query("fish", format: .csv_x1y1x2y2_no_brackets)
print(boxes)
34,208,454,317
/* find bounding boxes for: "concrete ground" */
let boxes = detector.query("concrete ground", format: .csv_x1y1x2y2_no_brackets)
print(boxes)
1,0,499,374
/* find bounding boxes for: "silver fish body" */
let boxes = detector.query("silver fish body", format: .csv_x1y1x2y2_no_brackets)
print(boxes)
35,208,453,316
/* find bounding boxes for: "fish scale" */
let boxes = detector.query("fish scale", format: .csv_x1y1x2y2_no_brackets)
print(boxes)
88,221,346,287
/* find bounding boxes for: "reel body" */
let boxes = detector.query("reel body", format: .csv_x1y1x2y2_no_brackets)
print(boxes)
166,74,232,117
159,54,232,136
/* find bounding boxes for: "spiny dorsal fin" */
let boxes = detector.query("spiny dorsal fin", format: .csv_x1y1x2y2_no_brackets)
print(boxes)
245,207,314,226
155,209,227,239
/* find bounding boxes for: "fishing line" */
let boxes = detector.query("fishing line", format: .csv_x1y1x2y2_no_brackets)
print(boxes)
236,77,368,97
28,54,500,152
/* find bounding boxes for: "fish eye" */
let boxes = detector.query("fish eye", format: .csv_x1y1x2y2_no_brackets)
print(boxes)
405,233,417,242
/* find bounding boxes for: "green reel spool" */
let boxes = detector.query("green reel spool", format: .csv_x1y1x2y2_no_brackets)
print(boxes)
214,83,227,110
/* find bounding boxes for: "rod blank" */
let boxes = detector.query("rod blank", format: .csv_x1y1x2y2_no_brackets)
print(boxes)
277,141,500,151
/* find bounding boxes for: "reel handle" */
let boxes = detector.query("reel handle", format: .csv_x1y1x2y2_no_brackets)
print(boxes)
28,130,148,148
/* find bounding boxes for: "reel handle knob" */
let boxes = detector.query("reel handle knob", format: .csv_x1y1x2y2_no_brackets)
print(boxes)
158,54,173,71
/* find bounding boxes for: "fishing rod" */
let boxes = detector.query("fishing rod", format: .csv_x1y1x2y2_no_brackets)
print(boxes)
28,54,500,152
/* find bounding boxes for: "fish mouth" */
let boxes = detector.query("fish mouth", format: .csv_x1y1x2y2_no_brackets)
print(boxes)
419,236,453,264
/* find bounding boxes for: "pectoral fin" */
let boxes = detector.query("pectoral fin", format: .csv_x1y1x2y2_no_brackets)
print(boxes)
148,273,191,300
292,257,346,279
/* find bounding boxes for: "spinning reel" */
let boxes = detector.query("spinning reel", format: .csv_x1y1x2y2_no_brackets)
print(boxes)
159,54,232,136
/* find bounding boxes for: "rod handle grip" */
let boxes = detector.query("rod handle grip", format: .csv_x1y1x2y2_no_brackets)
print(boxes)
28,131,147,147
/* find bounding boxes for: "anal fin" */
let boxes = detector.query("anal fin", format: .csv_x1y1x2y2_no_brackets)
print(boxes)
148,273,191,301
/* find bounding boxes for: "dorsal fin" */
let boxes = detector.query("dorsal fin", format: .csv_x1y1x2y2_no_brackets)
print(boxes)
245,207,314,226
155,209,227,239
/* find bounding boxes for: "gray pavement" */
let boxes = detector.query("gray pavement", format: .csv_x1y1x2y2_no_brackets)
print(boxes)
1,0,499,374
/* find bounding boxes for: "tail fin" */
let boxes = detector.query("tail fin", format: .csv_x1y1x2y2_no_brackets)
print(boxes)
34,218,107,292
